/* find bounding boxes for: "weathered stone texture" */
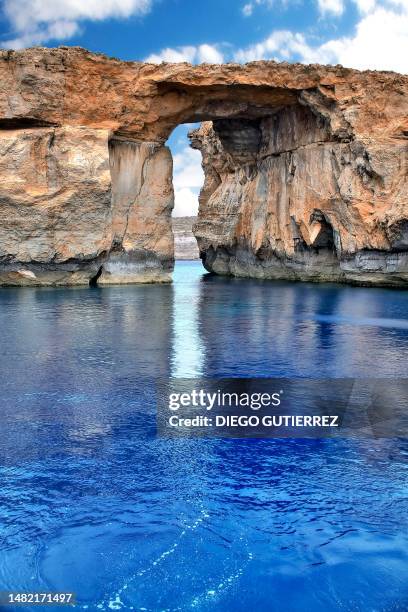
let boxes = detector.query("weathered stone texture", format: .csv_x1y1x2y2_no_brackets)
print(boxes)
101,139,173,285
172,217,200,260
0,46,406,286
192,107,408,286
0,126,112,285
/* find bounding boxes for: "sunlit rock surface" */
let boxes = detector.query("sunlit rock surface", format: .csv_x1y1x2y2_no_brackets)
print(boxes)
191,108,408,286
172,217,200,260
0,46,406,286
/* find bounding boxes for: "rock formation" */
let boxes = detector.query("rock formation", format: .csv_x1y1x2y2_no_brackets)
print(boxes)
0,46,407,286
172,217,200,260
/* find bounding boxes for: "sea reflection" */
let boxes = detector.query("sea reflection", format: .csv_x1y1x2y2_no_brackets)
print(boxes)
171,267,204,377
0,263,407,612
0,283,175,464
192,272,408,378
1,266,408,466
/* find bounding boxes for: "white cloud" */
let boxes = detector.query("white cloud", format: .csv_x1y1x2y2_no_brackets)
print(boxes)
4,20,80,49
197,43,224,63
241,0,294,16
242,0,349,17
315,6,408,72
173,146,204,190
388,0,408,7
242,3,254,16
233,2,408,73
353,0,377,12
317,0,344,15
146,45,197,63
173,187,200,216
172,145,203,216
146,43,224,63
1,0,152,49
234,30,313,63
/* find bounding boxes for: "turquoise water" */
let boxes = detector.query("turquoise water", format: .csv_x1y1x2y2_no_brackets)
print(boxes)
0,261,407,611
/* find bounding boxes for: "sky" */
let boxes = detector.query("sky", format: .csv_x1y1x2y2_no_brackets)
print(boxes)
1,0,407,215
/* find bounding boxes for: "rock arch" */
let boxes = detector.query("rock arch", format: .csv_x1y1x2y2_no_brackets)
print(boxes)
0,46,407,286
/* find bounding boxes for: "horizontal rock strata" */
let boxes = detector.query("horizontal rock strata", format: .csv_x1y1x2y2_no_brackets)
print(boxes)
172,217,200,260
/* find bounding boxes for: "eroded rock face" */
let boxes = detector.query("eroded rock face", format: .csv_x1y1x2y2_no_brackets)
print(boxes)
192,105,408,286
0,126,173,285
102,138,173,285
0,126,112,285
0,46,407,286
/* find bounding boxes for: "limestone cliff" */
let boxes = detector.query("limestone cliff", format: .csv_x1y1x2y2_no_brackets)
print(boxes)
172,217,200,260
0,127,173,285
0,46,406,286
191,105,408,285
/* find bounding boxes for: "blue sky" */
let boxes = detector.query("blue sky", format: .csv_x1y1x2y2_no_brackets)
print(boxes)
1,0,407,215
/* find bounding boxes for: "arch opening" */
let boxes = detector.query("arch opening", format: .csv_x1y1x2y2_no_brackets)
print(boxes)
175,101,335,280
96,95,337,285
309,211,336,252
167,123,202,264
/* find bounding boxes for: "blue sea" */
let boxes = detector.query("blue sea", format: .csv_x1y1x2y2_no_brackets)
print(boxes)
0,261,407,611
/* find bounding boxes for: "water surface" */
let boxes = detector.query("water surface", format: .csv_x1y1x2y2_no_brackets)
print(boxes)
0,261,407,611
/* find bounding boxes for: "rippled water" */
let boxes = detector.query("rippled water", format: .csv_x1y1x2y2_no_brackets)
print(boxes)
0,261,407,611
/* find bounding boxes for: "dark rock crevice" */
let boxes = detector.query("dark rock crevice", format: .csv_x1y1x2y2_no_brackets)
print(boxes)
89,265,103,287
0,117,59,130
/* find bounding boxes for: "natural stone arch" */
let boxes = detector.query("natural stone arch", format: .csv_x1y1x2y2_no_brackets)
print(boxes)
0,46,407,286
103,87,331,284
